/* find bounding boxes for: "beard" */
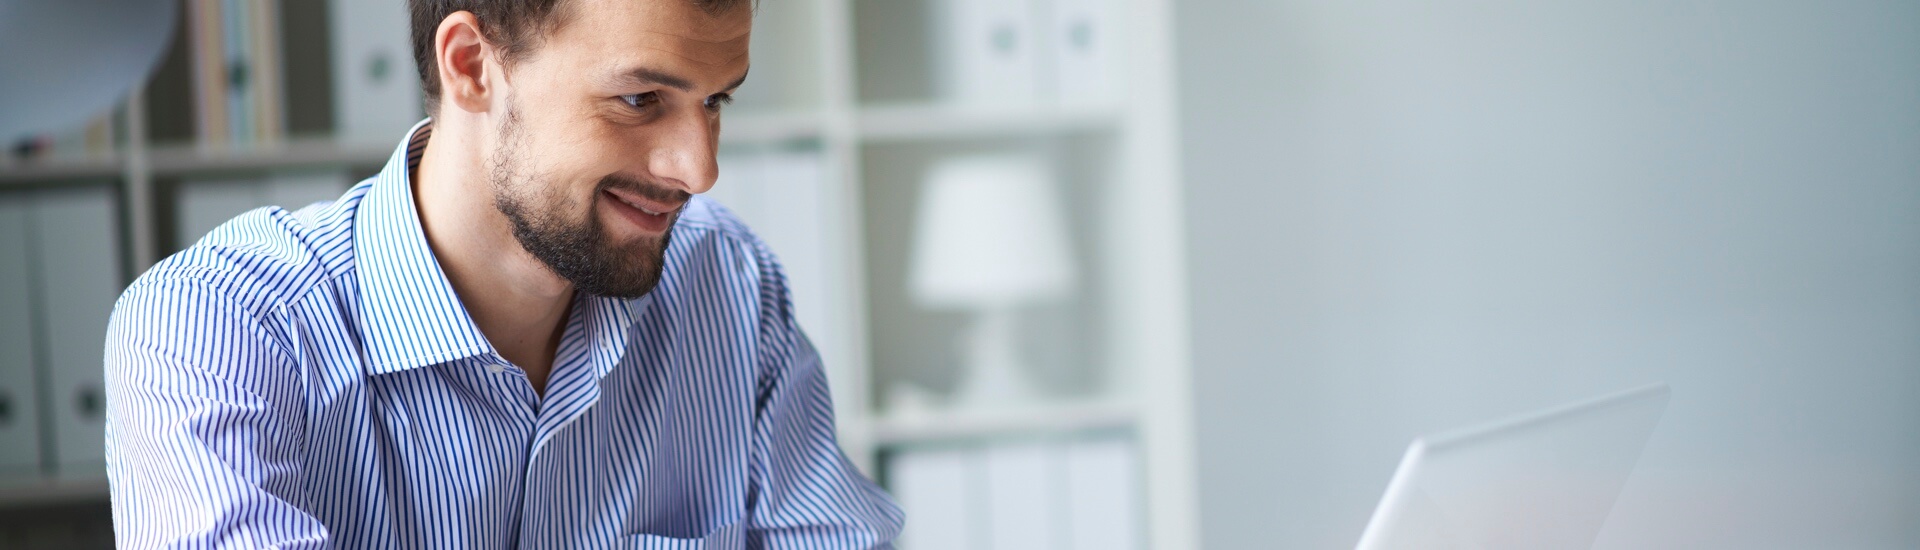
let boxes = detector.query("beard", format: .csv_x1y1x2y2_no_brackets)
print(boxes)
486,104,685,299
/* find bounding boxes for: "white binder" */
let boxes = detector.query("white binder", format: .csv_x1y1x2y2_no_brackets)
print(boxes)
983,440,1066,550
1045,0,1123,107
331,0,423,144
887,447,979,550
889,437,1140,550
28,186,122,475
1064,437,1142,550
0,197,44,475
933,0,1042,108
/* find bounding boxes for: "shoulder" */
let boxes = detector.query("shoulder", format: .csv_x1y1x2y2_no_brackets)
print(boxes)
659,197,800,331
669,195,789,291
673,195,768,254
108,184,371,392
122,181,366,325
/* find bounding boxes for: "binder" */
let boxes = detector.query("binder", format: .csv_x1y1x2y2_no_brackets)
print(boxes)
0,196,44,475
933,0,1042,108
187,0,232,147
887,447,978,550
983,440,1064,550
246,0,287,143
1045,0,1123,107
27,186,123,475
331,0,423,144
1064,437,1142,550
222,0,256,144
889,437,1141,550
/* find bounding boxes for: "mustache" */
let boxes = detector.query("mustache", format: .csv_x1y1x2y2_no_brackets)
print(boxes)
596,172,691,205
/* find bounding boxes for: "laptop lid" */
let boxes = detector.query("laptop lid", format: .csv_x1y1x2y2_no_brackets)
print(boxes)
1354,383,1670,550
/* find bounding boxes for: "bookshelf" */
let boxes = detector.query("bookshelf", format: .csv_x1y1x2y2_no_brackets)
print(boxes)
0,0,1198,548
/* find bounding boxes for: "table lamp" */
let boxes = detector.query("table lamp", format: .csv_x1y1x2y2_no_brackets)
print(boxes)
908,154,1076,409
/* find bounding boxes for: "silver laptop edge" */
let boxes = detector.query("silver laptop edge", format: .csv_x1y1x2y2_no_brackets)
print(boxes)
1355,383,1671,550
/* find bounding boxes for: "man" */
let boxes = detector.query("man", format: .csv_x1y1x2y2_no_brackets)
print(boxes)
103,0,902,547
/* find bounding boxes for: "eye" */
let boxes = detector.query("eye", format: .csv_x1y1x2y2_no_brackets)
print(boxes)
619,92,660,110
704,93,735,112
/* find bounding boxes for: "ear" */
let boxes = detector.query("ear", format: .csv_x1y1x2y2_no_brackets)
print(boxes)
435,11,496,115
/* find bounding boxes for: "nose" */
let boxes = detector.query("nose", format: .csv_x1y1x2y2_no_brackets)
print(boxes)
646,107,720,195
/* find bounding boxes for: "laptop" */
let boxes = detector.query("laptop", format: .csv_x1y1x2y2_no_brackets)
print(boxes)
1354,383,1670,550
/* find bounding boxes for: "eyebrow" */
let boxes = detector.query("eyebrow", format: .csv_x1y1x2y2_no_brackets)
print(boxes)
622,66,750,93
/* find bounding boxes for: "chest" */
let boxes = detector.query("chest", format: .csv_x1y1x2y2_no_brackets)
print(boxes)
285,310,760,547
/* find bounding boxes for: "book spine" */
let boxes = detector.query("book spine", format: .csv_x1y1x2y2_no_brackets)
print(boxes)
248,0,286,144
222,0,254,146
187,0,230,148
83,112,116,158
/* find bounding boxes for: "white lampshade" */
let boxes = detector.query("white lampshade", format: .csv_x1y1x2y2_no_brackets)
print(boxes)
908,154,1077,309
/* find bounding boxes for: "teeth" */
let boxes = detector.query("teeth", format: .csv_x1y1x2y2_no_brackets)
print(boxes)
614,194,666,216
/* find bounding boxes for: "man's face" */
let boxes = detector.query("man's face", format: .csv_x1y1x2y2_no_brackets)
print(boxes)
485,0,751,299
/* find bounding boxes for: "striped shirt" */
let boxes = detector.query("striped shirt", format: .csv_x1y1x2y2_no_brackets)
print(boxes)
103,121,903,549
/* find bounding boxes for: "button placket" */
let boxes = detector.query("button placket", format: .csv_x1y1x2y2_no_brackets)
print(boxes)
472,357,540,420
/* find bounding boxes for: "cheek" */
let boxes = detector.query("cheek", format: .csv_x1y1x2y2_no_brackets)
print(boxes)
577,119,655,174
500,148,602,214
520,124,615,185
511,103,648,205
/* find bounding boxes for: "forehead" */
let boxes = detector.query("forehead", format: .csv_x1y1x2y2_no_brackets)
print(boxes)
545,0,751,71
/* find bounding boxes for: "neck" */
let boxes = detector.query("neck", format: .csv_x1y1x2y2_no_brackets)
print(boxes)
411,120,571,395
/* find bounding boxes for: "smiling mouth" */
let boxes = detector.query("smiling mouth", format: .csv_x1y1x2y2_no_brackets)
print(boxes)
602,182,686,214
613,192,673,215
601,188,685,235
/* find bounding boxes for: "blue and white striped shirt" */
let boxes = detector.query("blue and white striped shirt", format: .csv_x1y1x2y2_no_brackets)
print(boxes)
103,122,902,549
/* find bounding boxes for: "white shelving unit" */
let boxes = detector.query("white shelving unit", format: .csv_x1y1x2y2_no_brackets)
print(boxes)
815,0,1199,547
0,0,1199,547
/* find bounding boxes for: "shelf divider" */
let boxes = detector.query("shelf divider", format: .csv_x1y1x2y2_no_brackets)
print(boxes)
868,399,1139,447
854,103,1123,142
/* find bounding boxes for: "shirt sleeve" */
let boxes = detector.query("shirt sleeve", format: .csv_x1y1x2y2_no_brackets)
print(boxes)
104,277,329,549
744,258,905,549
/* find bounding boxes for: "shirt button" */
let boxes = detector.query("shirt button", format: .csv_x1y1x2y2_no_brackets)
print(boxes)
486,363,506,374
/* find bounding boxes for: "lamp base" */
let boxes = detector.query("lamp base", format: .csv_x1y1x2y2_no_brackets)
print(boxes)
951,306,1041,409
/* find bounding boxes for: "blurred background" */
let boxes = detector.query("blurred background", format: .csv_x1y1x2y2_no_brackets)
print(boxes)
0,0,1915,548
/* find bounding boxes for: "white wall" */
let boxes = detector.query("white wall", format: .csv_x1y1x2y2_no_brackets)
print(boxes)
1173,1,1920,548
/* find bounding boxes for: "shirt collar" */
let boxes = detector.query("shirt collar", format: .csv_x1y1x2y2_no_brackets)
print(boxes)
581,292,646,380
352,120,657,378
353,119,496,374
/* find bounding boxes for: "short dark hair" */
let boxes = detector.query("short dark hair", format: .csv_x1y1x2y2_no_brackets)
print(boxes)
409,0,751,115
